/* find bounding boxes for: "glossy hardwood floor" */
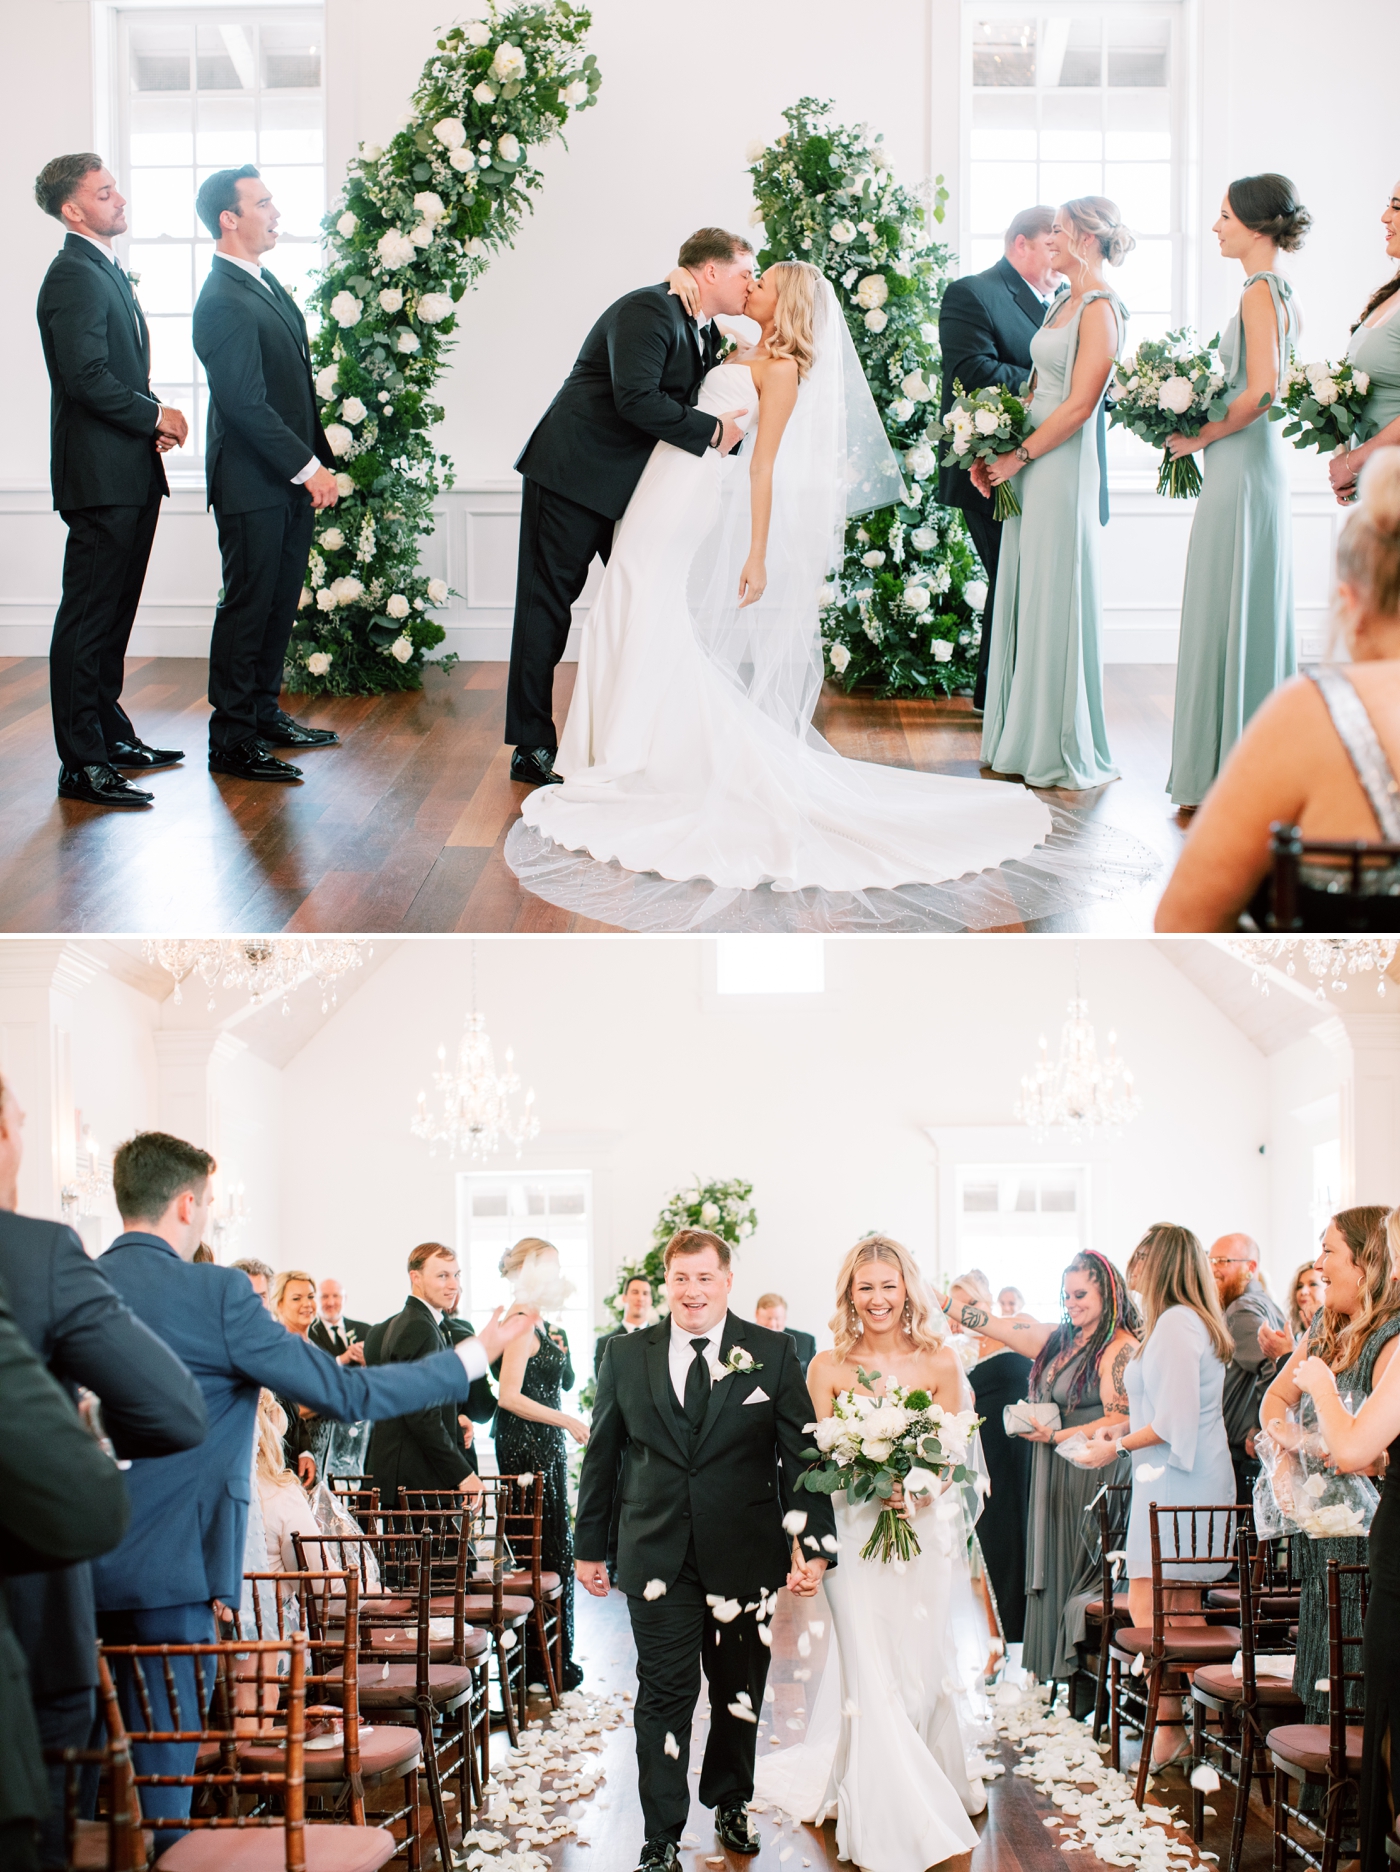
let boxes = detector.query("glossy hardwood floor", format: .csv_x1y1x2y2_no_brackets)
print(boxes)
0,657,1188,933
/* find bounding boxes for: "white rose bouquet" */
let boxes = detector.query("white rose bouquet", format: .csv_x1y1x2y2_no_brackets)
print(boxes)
1107,329,1230,499
1269,356,1375,459
796,1369,982,1563
939,380,1032,521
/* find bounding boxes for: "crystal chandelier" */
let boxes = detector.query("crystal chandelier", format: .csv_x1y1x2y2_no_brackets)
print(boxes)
1223,937,1396,1001
1016,945,1141,1141
61,1121,113,1221
411,944,539,1162
143,938,369,1014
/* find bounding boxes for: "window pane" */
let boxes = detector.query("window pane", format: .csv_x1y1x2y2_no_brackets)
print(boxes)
1107,87,1169,134
1041,161,1105,207
1108,17,1170,87
264,243,322,311
1106,131,1172,162
261,17,323,90
971,127,1037,161
130,22,191,93
259,165,324,237
971,162,1039,235
1115,237,1173,312
973,18,1036,86
130,97,192,166
148,316,193,383
260,97,321,164
196,98,256,168
1040,131,1100,163
1106,162,1172,235
968,237,1004,276
129,242,192,315
972,89,1036,130
197,23,254,90
128,168,195,238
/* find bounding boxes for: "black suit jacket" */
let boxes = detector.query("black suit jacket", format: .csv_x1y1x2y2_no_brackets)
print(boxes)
36,233,168,512
367,1297,491,1499
192,256,331,514
782,1326,818,1375
936,256,1045,520
0,1272,134,1828
308,1316,371,1359
516,283,724,520
593,1320,645,1376
575,1313,836,1600
0,1212,207,1700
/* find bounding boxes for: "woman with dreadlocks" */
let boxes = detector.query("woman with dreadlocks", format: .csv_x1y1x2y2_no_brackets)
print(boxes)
948,1251,1141,1690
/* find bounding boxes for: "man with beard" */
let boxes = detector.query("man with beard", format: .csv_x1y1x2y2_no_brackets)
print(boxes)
1208,1233,1287,1504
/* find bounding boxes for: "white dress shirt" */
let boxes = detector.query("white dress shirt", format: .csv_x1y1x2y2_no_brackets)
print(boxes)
668,1315,725,1404
213,252,319,486
71,229,118,266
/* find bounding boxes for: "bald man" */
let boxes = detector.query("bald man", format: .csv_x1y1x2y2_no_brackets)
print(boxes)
308,1279,370,1361
1208,1233,1287,1503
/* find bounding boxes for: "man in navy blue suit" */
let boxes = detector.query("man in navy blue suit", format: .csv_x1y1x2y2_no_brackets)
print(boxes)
93,1130,537,1836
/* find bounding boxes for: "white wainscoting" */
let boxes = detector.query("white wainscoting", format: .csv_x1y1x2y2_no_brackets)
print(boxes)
0,471,1342,665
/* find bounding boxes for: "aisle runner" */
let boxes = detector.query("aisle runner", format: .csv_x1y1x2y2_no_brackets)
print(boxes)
461,1686,631,1871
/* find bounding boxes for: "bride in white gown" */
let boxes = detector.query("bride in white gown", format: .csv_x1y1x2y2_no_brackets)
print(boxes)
507,264,1153,931
754,1236,990,1872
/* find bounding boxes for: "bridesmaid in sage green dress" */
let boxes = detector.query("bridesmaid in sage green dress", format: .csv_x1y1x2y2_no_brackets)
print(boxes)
1330,179,1400,508
979,196,1131,790
1165,174,1310,809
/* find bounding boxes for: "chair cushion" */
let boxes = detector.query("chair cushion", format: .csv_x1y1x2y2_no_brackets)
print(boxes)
366,1628,458,1663
328,1661,475,1708
461,1594,533,1625
1112,1626,1242,1663
469,1571,562,1597
157,1823,398,1871
1085,1594,1130,1619
75,1820,154,1869
1191,1665,1305,1706
237,1722,422,1782
1266,1724,1365,1777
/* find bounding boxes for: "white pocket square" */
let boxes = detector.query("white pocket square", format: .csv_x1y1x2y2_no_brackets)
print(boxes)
743,1386,770,1404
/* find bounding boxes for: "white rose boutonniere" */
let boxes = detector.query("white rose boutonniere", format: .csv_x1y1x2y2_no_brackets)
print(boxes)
719,1346,761,1379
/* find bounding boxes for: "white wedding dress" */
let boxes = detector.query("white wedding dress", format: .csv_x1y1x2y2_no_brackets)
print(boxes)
507,350,1157,931
754,1490,988,1872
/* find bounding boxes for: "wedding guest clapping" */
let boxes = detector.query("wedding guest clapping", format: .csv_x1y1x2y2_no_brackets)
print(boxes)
1156,448,1400,928
1258,1258,1327,1361
1329,181,1400,509
1165,175,1307,809
308,1279,368,1363
976,198,1131,790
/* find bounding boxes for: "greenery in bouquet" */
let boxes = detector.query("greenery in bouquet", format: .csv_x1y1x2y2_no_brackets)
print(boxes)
795,1370,981,1563
290,2,600,697
748,99,987,699
1270,356,1375,459
603,1177,758,1324
940,381,1032,521
1106,330,1230,499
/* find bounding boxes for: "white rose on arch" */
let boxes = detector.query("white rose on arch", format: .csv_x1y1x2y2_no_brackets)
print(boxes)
829,642,851,674
855,274,888,310
339,398,367,425
464,21,491,46
417,292,455,325
330,576,364,605
396,330,421,354
448,149,476,172
932,641,955,663
323,423,354,457
889,398,915,422
427,578,449,605
334,473,355,498
904,442,936,479
433,117,466,149
830,220,857,244
910,527,937,552
306,651,332,676
490,42,526,82
319,528,345,552
409,224,435,250
315,364,339,399
560,79,589,106
389,635,414,663
336,212,357,238
864,308,888,333
329,291,362,328
413,191,447,223
386,593,411,619
315,589,337,612
297,587,312,610
962,579,989,613
497,133,522,164
377,229,416,269
378,288,404,314
903,584,932,613
473,81,498,104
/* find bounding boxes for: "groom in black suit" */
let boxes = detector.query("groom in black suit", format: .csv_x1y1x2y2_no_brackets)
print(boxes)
505,228,756,787
192,165,342,783
34,154,190,809
576,1230,835,1872
937,206,1059,709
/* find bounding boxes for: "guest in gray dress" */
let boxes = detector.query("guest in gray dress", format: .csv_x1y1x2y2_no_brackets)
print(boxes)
1329,183,1400,508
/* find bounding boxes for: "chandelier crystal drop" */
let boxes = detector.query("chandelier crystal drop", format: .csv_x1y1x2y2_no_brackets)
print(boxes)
143,938,369,1014
1016,945,1141,1141
1223,936,1396,1001
411,945,539,1163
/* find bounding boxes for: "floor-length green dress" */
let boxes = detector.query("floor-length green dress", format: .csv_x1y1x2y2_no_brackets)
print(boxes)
1167,272,1297,807
981,290,1125,790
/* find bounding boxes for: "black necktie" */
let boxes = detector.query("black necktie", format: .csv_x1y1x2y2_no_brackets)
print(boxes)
332,1327,345,1355
683,1337,711,1430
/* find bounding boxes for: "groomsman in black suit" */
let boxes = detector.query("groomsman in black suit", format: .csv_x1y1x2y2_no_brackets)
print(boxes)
753,1292,817,1376
937,206,1060,710
34,154,190,809
506,228,754,787
192,165,342,783
594,1273,655,1375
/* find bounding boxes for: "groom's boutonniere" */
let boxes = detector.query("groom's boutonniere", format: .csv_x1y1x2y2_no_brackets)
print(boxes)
719,1346,761,1379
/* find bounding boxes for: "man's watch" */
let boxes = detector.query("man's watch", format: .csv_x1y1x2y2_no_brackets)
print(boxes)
1014,444,1031,465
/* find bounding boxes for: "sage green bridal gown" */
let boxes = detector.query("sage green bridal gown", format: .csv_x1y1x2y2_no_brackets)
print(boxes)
1167,272,1297,808
981,290,1125,790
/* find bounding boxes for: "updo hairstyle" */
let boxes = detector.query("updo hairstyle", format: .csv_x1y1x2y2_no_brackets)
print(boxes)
1061,195,1136,268
1226,173,1311,252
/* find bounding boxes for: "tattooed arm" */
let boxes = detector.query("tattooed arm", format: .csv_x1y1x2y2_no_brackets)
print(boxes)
946,1302,1054,1358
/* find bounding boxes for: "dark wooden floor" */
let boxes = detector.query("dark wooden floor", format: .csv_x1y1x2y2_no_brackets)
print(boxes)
0,658,1187,934
531,1583,1273,1872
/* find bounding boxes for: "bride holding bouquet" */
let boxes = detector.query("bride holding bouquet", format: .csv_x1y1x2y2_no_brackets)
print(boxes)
754,1235,989,1872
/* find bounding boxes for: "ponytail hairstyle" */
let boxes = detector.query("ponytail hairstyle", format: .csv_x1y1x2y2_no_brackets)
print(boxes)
1336,447,1400,621
1353,272,1400,333
1027,1249,1141,1408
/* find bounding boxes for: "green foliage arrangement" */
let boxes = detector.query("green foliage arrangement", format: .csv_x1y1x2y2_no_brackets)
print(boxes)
288,2,600,697
603,1177,758,1325
748,99,986,700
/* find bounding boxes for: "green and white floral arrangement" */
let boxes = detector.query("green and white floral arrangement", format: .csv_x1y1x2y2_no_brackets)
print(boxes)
603,1177,758,1324
748,98,985,700
289,1,601,697
1270,355,1376,459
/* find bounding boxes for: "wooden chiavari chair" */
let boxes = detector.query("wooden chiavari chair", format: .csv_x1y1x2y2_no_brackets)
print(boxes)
1265,1559,1367,1872
42,1653,143,1871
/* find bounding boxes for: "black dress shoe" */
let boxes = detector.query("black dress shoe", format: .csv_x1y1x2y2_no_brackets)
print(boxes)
510,746,563,786
107,737,184,770
57,763,154,808
635,1840,680,1872
258,710,339,749
209,739,303,783
715,1800,760,1854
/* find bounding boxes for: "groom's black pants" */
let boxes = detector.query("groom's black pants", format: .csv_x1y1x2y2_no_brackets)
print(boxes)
505,477,615,750
626,1542,771,1844
961,505,1003,714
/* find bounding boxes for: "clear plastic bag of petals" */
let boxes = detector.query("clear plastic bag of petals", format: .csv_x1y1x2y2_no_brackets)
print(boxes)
1254,1398,1377,1540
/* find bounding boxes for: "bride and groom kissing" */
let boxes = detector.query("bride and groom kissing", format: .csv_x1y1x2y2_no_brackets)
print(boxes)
575,1228,988,1872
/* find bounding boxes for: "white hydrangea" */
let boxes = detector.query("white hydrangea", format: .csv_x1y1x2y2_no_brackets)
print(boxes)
962,579,989,613
377,229,416,269
390,635,414,663
323,423,354,457
497,133,522,164
386,593,410,619
490,42,526,82
903,584,931,613
473,81,498,104
413,191,447,224
340,397,367,425
855,274,888,310
417,292,455,324
427,578,449,605
319,527,345,552
396,330,421,354
433,117,466,149
329,291,362,328
409,223,434,249
336,212,357,238
829,220,857,244
864,308,888,333
561,79,589,107
315,364,339,399
377,287,404,313
829,642,851,674
306,651,332,676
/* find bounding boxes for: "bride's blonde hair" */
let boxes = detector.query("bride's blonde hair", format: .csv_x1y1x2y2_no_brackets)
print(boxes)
829,1234,948,1364
761,262,820,381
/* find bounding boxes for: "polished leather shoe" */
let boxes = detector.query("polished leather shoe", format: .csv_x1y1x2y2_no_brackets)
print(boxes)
634,1840,680,1872
209,739,303,783
715,1801,760,1854
258,710,339,749
58,763,154,808
510,746,563,786
107,737,184,770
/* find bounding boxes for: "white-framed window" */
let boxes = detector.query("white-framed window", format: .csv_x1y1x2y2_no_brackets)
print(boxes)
953,1161,1092,1316
457,1169,593,1421
110,5,325,466
962,3,1183,359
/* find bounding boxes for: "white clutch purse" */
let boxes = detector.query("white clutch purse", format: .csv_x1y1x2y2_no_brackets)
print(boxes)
1003,1399,1062,1437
